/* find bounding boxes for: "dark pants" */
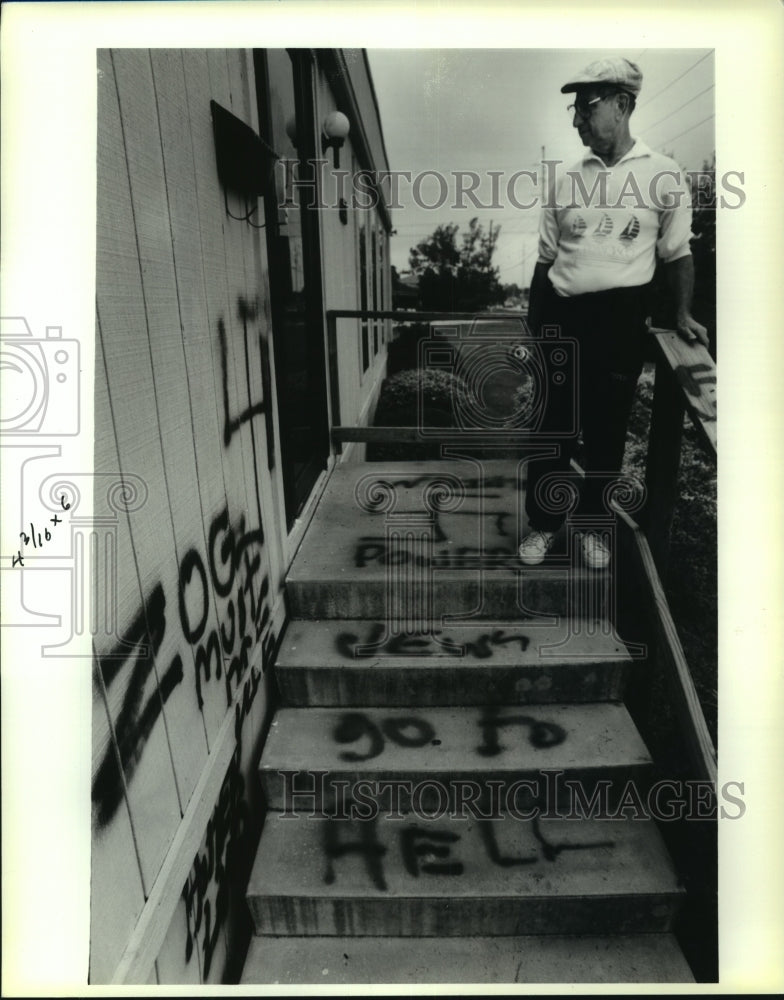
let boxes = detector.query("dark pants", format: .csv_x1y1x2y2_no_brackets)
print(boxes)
525,280,650,532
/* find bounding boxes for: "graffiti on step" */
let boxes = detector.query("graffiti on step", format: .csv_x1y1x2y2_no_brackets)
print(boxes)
351,468,530,570
334,712,438,762
419,509,514,542
401,826,464,877
219,296,267,447
354,536,520,570
365,474,522,495
92,505,274,829
331,708,566,763
182,663,261,980
336,622,531,659
477,705,567,756
351,473,526,567
324,812,389,892
322,814,615,891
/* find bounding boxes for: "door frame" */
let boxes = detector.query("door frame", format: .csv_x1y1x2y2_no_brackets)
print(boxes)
254,48,332,531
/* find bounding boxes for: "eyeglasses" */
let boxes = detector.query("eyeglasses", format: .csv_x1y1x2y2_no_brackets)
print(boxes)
566,94,609,119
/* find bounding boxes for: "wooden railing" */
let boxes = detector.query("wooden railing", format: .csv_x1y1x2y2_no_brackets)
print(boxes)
634,327,717,784
326,308,718,784
644,328,717,576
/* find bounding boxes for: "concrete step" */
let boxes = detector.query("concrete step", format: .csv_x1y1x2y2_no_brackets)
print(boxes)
286,460,611,620
241,932,695,984
259,703,652,813
275,618,632,706
287,566,603,621
246,812,684,937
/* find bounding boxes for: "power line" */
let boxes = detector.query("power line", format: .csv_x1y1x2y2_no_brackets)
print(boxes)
637,51,714,111
644,84,714,134
659,113,715,150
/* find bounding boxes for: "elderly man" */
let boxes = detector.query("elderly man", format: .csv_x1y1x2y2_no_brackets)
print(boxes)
518,56,708,570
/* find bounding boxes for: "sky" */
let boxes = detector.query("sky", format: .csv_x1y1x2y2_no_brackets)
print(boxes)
367,48,715,288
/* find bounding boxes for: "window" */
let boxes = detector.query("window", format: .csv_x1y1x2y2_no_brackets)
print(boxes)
358,214,369,372
371,226,379,356
356,189,389,371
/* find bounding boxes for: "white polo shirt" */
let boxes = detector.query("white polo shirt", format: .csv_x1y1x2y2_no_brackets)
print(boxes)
538,140,694,297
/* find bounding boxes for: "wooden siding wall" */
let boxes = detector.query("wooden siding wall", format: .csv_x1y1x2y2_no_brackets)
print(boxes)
93,48,283,984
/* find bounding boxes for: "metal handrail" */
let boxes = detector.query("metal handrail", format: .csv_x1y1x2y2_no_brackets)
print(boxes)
326,308,529,322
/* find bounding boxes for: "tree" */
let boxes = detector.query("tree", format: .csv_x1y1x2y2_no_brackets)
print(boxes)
408,218,505,312
501,282,524,307
391,264,418,310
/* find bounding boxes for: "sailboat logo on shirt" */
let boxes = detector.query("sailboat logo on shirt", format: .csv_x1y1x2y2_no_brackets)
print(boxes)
569,212,639,254
619,215,641,241
591,213,614,239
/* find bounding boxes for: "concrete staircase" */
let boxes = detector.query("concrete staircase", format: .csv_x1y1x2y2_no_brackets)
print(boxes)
241,461,694,984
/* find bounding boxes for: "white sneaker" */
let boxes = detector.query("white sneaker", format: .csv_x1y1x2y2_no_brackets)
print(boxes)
579,531,611,570
518,529,556,566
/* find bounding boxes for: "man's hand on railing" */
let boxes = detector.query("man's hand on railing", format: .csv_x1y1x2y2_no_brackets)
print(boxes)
675,311,709,348
663,256,710,348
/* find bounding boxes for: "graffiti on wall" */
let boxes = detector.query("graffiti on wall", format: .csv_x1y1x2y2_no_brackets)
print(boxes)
219,297,267,448
92,505,274,830
92,583,185,828
94,289,276,833
179,507,271,711
181,663,261,979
